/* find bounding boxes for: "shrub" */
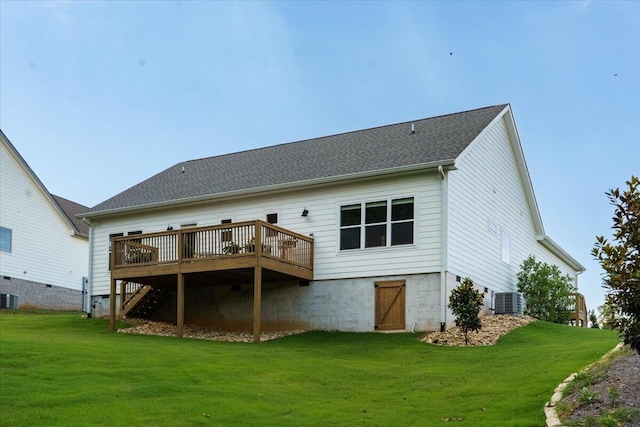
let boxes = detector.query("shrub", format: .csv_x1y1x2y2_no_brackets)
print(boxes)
516,255,576,323
448,277,483,345
577,387,600,406
592,175,640,354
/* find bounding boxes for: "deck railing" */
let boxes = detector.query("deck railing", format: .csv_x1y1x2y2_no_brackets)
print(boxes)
569,293,588,327
111,220,313,271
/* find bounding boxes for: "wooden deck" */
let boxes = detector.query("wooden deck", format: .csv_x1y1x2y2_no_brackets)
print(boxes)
569,293,588,327
109,220,313,342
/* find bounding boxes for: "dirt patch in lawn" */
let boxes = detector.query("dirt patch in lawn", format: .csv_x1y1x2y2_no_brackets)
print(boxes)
118,319,305,343
421,314,536,346
558,348,640,426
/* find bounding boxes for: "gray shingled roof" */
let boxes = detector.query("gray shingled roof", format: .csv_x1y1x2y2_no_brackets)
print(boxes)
52,195,90,236
86,104,507,215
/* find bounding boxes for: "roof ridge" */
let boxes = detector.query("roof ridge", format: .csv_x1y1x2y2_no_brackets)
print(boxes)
85,104,507,215
184,104,509,165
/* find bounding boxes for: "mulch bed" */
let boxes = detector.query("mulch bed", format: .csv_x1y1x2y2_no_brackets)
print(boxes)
559,349,640,426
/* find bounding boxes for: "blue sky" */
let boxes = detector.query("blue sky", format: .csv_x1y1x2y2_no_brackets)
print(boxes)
1,1,638,313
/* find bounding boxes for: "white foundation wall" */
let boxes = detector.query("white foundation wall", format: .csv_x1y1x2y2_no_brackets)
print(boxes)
267,273,442,332
108,273,442,333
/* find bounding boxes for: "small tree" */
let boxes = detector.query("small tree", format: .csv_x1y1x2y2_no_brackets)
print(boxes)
449,277,483,345
516,255,576,324
598,301,618,330
592,176,640,354
589,310,600,329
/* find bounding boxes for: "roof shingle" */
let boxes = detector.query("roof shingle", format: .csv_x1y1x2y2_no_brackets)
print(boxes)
87,104,507,215
52,195,90,236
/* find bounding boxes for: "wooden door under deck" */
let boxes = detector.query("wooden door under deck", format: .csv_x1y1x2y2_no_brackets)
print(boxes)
375,280,406,331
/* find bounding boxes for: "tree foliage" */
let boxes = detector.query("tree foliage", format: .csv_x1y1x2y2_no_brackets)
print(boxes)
589,310,600,329
597,302,618,330
592,175,640,354
516,255,576,324
449,277,483,345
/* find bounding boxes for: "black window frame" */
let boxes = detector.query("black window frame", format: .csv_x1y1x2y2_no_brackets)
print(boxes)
339,197,414,250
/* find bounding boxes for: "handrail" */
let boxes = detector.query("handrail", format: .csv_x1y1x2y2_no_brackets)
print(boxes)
111,220,313,271
569,293,588,327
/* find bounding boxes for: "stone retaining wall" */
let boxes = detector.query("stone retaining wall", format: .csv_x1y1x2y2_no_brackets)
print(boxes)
0,276,83,310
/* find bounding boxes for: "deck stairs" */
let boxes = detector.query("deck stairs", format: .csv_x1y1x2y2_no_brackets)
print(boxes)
121,282,171,319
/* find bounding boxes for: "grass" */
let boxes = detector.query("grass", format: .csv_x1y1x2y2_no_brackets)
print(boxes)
0,310,619,426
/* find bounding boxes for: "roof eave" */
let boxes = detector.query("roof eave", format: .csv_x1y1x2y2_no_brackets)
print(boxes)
79,159,456,219
537,235,585,274
1,130,84,237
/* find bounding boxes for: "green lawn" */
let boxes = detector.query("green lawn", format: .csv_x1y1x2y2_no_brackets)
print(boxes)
0,311,619,427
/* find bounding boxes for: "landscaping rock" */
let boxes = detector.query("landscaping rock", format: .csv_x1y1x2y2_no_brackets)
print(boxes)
117,319,305,342
422,314,536,346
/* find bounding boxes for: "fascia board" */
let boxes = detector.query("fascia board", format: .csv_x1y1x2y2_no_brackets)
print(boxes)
1,131,79,237
502,108,546,236
79,159,455,219
537,235,585,273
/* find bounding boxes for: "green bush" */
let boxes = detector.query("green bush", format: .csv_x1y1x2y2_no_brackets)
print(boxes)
517,255,576,323
448,277,483,345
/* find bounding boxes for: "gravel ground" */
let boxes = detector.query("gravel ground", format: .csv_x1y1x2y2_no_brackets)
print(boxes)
559,348,640,426
120,315,534,346
421,314,536,346
118,319,305,342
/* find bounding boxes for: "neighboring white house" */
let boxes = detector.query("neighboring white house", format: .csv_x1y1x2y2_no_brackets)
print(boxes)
0,130,90,310
80,105,584,336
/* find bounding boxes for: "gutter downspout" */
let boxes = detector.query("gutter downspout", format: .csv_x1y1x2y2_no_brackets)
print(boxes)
82,217,94,317
438,165,448,332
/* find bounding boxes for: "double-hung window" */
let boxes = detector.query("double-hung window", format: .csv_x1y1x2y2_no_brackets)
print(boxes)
340,204,361,250
340,197,414,250
390,198,414,245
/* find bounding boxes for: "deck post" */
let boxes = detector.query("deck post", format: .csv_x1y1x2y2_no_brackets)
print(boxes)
253,266,262,343
177,273,184,338
109,278,117,331
119,281,126,314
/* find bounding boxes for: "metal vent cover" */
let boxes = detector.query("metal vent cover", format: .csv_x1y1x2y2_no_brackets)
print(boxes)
495,292,523,315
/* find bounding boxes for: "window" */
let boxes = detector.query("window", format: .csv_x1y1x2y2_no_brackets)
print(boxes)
391,198,414,245
127,230,142,243
340,204,361,250
108,233,124,270
107,231,140,269
220,219,232,242
266,213,278,224
365,201,387,247
340,197,414,250
266,213,278,237
0,227,12,253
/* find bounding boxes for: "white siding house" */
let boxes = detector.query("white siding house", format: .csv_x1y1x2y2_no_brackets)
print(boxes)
0,131,90,310
80,105,584,335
